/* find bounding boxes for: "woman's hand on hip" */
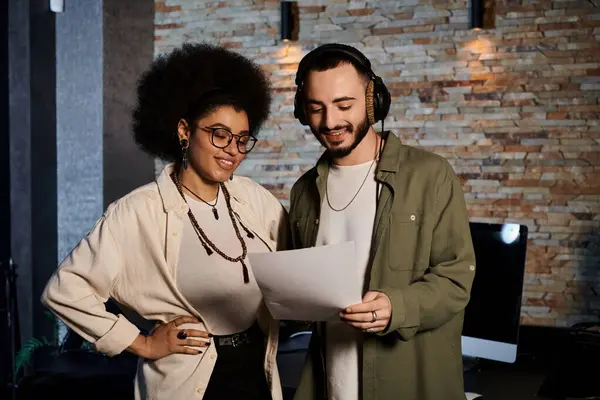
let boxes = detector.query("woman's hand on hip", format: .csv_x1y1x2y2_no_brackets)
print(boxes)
128,315,211,360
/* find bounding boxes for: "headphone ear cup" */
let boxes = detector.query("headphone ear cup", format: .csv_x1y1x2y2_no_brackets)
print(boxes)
365,80,376,126
372,76,391,123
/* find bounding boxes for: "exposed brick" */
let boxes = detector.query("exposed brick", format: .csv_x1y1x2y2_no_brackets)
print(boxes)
155,23,184,30
582,20,600,28
413,38,433,45
503,99,538,107
403,25,435,33
372,27,405,35
154,2,181,13
221,42,242,49
539,22,577,30
348,8,375,17
561,83,582,91
300,6,326,13
506,179,554,187
156,0,600,329
548,112,568,120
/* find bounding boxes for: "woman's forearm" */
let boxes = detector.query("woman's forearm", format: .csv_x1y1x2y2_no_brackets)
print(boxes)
127,334,149,358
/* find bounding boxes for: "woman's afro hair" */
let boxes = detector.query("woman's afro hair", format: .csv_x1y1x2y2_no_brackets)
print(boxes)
132,42,271,161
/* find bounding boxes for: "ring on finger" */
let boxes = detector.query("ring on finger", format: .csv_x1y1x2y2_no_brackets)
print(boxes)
177,330,188,340
371,310,378,323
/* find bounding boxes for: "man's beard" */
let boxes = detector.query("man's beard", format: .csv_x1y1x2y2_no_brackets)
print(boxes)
312,115,371,159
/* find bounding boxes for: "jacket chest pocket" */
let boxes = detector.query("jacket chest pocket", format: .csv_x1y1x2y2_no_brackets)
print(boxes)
388,212,422,271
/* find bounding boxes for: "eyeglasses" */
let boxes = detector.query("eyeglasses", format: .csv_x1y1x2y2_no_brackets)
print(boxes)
197,125,258,154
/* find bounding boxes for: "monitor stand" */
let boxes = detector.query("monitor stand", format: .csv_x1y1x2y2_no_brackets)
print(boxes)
463,356,483,399
462,355,481,373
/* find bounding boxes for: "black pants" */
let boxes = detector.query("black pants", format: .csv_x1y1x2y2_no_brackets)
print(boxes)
203,323,272,400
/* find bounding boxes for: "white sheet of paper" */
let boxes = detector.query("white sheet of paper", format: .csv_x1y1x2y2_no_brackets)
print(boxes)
248,241,362,321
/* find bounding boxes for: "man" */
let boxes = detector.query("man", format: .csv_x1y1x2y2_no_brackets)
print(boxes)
289,43,477,400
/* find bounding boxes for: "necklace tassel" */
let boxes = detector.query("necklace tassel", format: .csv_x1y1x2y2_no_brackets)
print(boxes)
241,260,250,284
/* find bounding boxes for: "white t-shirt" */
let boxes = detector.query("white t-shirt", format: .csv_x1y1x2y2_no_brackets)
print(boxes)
315,160,378,400
176,192,269,335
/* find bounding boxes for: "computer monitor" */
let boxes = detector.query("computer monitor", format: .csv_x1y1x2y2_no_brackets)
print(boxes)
461,222,528,363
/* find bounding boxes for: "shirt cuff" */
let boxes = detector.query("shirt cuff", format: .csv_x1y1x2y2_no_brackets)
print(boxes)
94,314,140,357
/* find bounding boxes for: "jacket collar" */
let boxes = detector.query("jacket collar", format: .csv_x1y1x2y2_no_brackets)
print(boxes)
156,163,188,216
377,131,402,174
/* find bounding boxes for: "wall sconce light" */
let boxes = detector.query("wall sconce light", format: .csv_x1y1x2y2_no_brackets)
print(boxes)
470,0,484,30
50,0,64,12
470,0,495,30
281,1,299,42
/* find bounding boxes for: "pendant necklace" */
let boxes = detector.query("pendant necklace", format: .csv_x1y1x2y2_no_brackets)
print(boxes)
181,182,220,220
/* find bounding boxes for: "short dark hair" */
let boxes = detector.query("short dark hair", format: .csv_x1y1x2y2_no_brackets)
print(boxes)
132,43,271,162
303,52,371,86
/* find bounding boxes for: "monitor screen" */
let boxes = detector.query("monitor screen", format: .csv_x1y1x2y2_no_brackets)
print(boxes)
461,222,528,363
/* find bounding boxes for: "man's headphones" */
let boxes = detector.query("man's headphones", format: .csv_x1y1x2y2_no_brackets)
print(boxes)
293,43,391,127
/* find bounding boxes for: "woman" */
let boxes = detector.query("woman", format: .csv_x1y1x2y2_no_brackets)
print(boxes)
42,43,288,400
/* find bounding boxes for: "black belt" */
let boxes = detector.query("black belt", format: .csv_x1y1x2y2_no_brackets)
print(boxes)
214,323,262,348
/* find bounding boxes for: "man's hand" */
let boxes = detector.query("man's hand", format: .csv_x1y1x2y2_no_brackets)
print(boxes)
339,291,392,333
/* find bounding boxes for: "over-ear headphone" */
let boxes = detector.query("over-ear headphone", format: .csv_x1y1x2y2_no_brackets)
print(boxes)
293,43,391,127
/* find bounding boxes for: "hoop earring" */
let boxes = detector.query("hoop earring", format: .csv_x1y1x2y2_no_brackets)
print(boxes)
180,138,189,169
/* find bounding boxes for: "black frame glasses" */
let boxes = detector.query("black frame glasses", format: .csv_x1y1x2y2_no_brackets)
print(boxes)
197,125,258,154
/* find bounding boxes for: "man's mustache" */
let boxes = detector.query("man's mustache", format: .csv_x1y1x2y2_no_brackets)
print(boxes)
319,125,353,135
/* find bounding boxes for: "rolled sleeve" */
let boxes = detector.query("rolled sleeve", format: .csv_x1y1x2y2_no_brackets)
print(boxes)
42,204,140,357
94,314,141,357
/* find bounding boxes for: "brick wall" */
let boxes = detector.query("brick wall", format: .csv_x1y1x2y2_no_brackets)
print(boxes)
154,0,600,328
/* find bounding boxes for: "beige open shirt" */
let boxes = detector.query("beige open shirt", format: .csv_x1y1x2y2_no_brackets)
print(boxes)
42,164,289,400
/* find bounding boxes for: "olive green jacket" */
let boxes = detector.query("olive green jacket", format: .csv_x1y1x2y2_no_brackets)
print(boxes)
289,132,476,400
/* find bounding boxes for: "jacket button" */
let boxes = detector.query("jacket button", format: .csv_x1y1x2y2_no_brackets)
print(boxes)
315,219,319,225
296,221,300,228
469,265,475,271
410,215,416,221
